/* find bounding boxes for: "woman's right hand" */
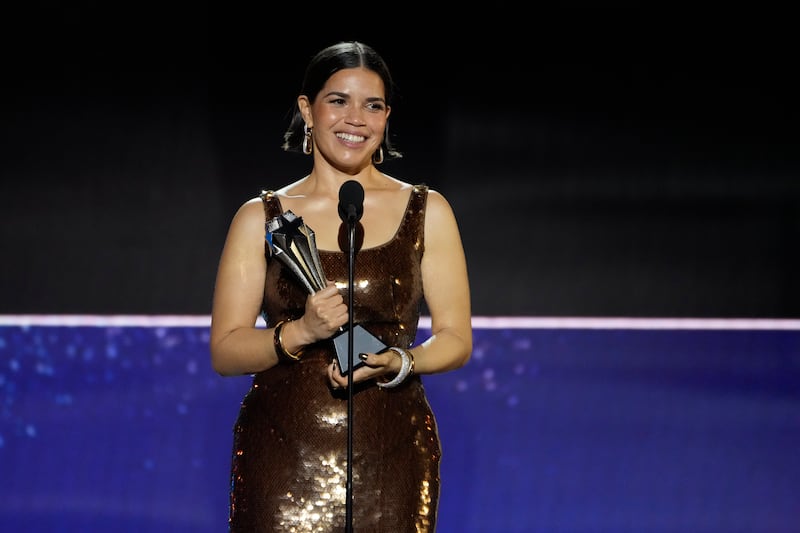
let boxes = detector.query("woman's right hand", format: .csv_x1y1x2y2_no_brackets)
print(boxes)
297,281,349,344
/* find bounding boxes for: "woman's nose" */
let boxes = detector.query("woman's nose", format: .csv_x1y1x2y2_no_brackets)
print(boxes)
345,108,366,125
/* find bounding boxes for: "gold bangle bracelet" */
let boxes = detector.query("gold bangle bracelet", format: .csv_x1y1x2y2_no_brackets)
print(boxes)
274,320,303,363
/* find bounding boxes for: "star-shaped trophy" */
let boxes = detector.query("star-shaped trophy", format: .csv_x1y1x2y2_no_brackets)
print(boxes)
266,210,387,375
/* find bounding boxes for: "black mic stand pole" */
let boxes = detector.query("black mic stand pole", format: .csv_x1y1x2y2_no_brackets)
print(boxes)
345,216,356,533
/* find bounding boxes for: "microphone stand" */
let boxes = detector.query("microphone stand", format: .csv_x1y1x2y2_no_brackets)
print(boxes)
345,214,356,533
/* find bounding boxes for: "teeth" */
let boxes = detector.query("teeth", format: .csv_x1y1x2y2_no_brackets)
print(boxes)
337,133,365,142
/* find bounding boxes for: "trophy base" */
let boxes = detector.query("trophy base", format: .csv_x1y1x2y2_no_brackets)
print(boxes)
332,324,388,376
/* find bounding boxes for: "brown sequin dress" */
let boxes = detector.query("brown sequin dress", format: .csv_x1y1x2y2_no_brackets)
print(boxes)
228,184,441,532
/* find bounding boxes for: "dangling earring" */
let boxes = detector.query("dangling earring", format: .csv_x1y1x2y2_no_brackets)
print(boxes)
372,145,384,165
302,124,313,155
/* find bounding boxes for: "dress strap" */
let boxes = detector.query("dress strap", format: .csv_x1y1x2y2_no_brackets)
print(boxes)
259,189,283,219
259,190,284,258
410,183,429,206
406,184,429,251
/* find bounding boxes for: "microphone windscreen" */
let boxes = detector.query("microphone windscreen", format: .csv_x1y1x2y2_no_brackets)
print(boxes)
338,180,365,222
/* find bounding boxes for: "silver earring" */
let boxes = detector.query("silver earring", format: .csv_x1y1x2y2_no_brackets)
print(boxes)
372,146,384,165
302,124,313,155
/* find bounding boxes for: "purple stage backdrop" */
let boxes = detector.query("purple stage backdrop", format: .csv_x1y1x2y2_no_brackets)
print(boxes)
1,316,798,532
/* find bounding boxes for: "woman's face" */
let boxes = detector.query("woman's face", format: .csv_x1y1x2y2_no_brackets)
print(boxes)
300,67,391,171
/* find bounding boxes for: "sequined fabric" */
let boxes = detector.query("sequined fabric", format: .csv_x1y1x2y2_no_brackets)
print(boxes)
228,185,441,532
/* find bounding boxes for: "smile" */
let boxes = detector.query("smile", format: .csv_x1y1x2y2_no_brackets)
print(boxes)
336,133,366,143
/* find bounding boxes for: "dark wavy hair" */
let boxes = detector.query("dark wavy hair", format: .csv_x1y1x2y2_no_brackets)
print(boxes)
281,41,402,161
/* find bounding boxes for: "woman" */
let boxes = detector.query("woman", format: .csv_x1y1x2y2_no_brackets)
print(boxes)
210,41,472,532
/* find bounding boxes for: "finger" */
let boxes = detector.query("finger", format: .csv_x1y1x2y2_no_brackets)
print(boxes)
331,308,349,329
317,282,341,298
370,350,400,372
328,360,344,388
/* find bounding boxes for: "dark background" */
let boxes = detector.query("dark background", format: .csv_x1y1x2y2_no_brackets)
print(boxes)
2,6,798,317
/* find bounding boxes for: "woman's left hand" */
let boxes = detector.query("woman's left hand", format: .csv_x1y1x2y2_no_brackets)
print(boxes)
326,350,400,390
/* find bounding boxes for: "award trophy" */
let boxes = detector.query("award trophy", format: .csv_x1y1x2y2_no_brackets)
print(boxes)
266,210,387,375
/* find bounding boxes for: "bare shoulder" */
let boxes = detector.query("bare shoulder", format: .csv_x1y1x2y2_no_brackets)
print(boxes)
423,187,457,223
377,174,413,193
366,174,415,210
238,195,267,218
228,195,267,235
273,179,307,197
386,177,447,207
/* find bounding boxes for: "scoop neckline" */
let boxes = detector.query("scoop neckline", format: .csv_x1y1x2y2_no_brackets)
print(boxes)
271,187,417,254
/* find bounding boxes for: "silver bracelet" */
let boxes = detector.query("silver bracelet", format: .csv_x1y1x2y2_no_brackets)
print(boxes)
376,347,414,389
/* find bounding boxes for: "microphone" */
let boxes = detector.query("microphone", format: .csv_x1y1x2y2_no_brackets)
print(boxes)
338,180,364,223
337,178,365,533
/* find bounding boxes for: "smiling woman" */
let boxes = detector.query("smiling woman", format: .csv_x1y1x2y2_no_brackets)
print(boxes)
208,41,473,532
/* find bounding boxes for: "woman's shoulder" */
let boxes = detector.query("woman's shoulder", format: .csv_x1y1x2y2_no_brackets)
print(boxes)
380,175,450,210
416,186,458,229
378,174,428,196
231,195,269,226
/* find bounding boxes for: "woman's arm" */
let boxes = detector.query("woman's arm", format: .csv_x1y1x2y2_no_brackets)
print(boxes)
325,187,472,388
209,198,279,376
413,188,473,374
209,197,348,376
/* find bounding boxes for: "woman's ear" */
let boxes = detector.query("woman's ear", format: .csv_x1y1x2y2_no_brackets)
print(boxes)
297,96,312,127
